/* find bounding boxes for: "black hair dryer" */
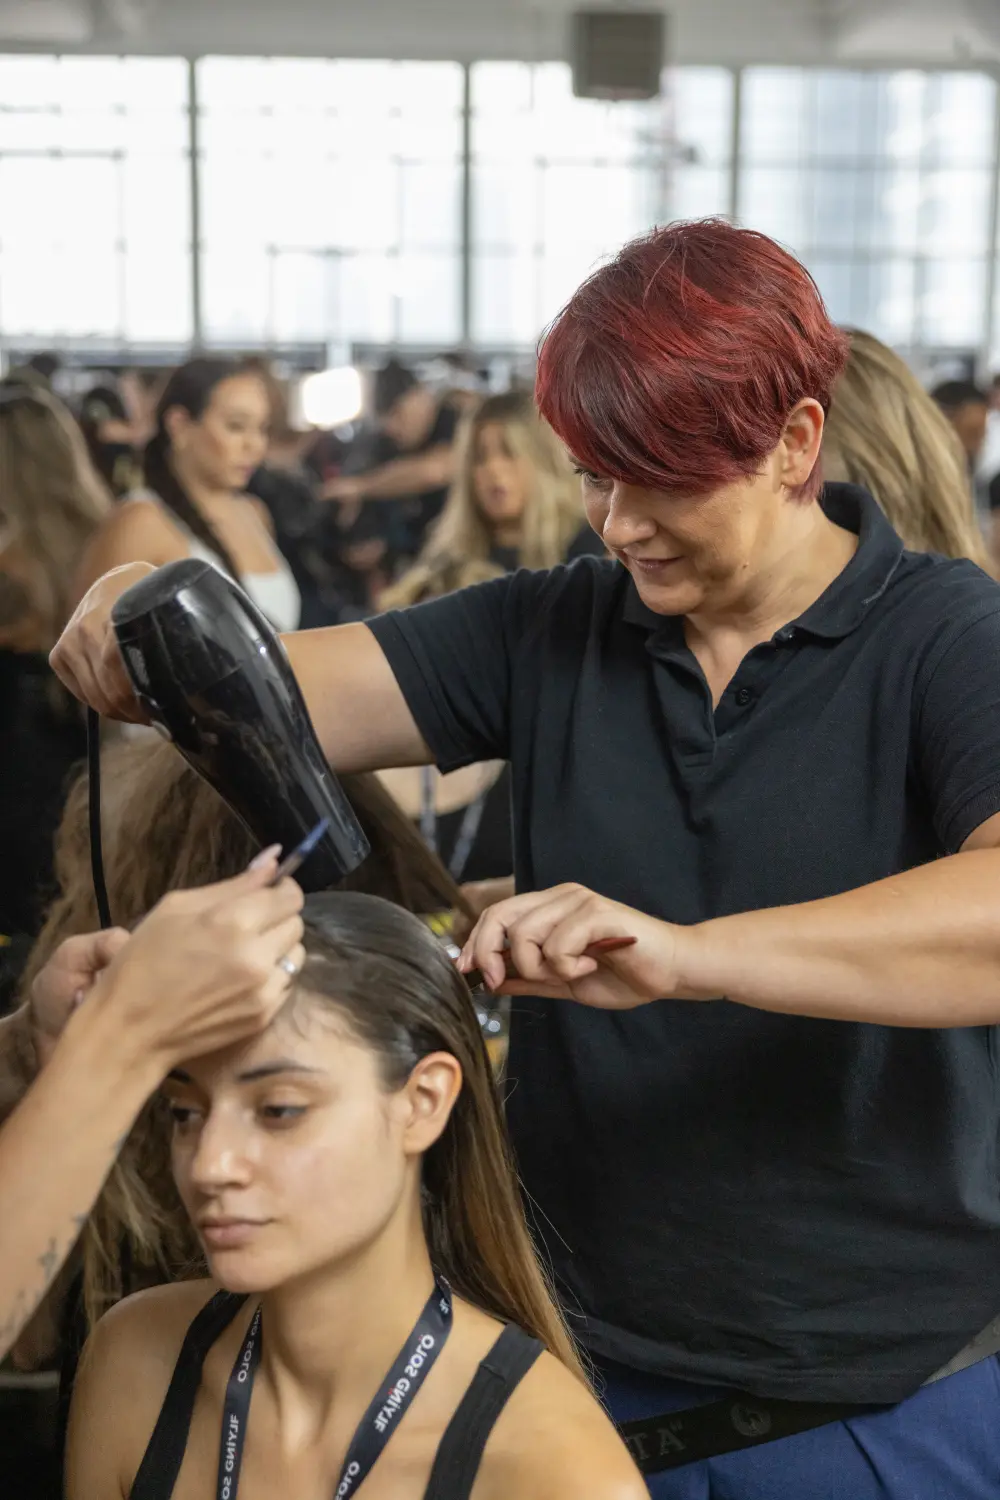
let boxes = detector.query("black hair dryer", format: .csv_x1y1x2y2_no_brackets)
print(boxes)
111,559,370,891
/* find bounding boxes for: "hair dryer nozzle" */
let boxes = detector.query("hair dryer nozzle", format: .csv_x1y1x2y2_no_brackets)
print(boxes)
111,559,370,890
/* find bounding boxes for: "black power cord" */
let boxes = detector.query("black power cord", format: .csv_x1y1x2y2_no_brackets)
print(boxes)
86,706,112,929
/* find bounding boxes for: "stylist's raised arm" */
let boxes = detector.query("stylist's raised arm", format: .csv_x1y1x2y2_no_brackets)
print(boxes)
50,560,431,771
0,852,303,1361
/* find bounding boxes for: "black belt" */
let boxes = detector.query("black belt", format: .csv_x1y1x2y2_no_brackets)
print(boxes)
619,1393,881,1473
617,1316,1000,1474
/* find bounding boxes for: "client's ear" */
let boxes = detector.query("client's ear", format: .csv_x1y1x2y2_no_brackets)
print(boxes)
400,1053,462,1156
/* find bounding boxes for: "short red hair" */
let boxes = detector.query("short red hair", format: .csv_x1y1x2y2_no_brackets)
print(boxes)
536,219,848,500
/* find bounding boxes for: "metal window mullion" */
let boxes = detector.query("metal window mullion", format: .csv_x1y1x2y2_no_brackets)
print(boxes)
980,67,1000,372
187,58,203,349
728,66,743,223
460,61,472,346
116,142,127,347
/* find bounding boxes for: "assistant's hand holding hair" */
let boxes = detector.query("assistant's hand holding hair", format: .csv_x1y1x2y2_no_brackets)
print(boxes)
28,849,305,1075
83,850,305,1076
29,926,130,1066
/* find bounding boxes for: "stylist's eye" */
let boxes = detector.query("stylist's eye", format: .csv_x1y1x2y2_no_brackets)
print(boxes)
574,465,610,489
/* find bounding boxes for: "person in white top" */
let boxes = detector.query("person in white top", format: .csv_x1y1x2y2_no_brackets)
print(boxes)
73,359,300,634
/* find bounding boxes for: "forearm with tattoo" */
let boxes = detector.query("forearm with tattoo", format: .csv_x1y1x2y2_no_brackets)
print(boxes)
0,997,155,1361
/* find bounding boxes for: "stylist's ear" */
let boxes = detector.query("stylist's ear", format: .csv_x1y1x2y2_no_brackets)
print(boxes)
778,398,825,489
400,1054,462,1156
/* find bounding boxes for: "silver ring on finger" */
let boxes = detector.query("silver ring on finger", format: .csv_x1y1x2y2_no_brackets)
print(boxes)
277,953,300,978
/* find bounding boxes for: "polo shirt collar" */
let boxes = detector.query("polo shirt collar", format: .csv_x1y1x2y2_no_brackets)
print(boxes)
621,483,903,642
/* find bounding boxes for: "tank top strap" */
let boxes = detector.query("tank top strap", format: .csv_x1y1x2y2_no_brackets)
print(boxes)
129,1290,248,1500
422,1324,543,1500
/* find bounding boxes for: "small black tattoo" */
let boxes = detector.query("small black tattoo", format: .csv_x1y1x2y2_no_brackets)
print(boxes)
37,1238,59,1285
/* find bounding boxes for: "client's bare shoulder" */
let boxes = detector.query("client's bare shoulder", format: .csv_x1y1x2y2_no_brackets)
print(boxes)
477,1347,647,1500
65,1280,220,1500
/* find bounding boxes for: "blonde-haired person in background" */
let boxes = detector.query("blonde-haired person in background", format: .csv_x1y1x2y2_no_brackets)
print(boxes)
0,382,111,652
0,383,112,1004
822,329,991,570
379,390,601,932
380,388,601,610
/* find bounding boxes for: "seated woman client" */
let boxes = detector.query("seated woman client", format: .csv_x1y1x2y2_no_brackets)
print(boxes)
66,894,643,1500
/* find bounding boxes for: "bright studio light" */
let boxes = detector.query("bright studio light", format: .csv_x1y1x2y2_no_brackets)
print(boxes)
299,366,363,429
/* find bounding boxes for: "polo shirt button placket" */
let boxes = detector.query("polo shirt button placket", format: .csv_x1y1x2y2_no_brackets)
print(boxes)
735,686,752,707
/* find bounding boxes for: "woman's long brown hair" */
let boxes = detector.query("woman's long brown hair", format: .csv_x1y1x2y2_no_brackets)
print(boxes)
20,735,475,1328
297,892,583,1376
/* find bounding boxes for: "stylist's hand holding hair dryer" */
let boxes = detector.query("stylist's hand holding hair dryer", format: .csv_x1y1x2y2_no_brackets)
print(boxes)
0,850,303,1360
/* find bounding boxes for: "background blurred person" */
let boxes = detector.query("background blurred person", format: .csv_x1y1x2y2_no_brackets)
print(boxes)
381,389,601,610
823,330,991,567
974,372,1000,503
74,358,300,632
77,381,140,499
0,382,110,1004
241,358,342,628
323,358,460,565
931,378,989,475
433,349,487,415
118,367,162,451
5,353,62,392
379,390,602,920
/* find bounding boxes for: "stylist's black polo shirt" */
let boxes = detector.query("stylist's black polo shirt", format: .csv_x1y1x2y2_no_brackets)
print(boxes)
367,483,1000,1404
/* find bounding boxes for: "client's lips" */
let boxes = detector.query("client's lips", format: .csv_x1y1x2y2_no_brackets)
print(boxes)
198,1218,268,1249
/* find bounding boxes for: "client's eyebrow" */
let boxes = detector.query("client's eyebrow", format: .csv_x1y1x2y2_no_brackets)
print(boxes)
165,1061,323,1085
237,1060,324,1083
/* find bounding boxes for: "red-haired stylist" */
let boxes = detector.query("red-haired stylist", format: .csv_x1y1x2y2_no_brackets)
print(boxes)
0,854,303,1361
51,222,1000,1499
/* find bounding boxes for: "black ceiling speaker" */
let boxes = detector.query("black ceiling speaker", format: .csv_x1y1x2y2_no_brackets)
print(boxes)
570,10,666,100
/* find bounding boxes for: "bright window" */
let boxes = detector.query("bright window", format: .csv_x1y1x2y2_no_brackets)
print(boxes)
470,62,734,346
0,55,191,344
0,58,997,359
738,69,997,349
195,57,464,347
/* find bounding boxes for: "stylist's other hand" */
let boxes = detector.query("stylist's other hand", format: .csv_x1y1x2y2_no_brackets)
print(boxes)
458,883,686,1010
88,850,305,1076
50,562,156,723
30,928,131,1066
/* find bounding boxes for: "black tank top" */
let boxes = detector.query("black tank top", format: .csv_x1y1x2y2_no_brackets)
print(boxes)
129,1291,543,1500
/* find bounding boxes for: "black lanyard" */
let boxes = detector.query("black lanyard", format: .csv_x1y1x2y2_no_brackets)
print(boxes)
217,1277,452,1500
419,767,488,881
